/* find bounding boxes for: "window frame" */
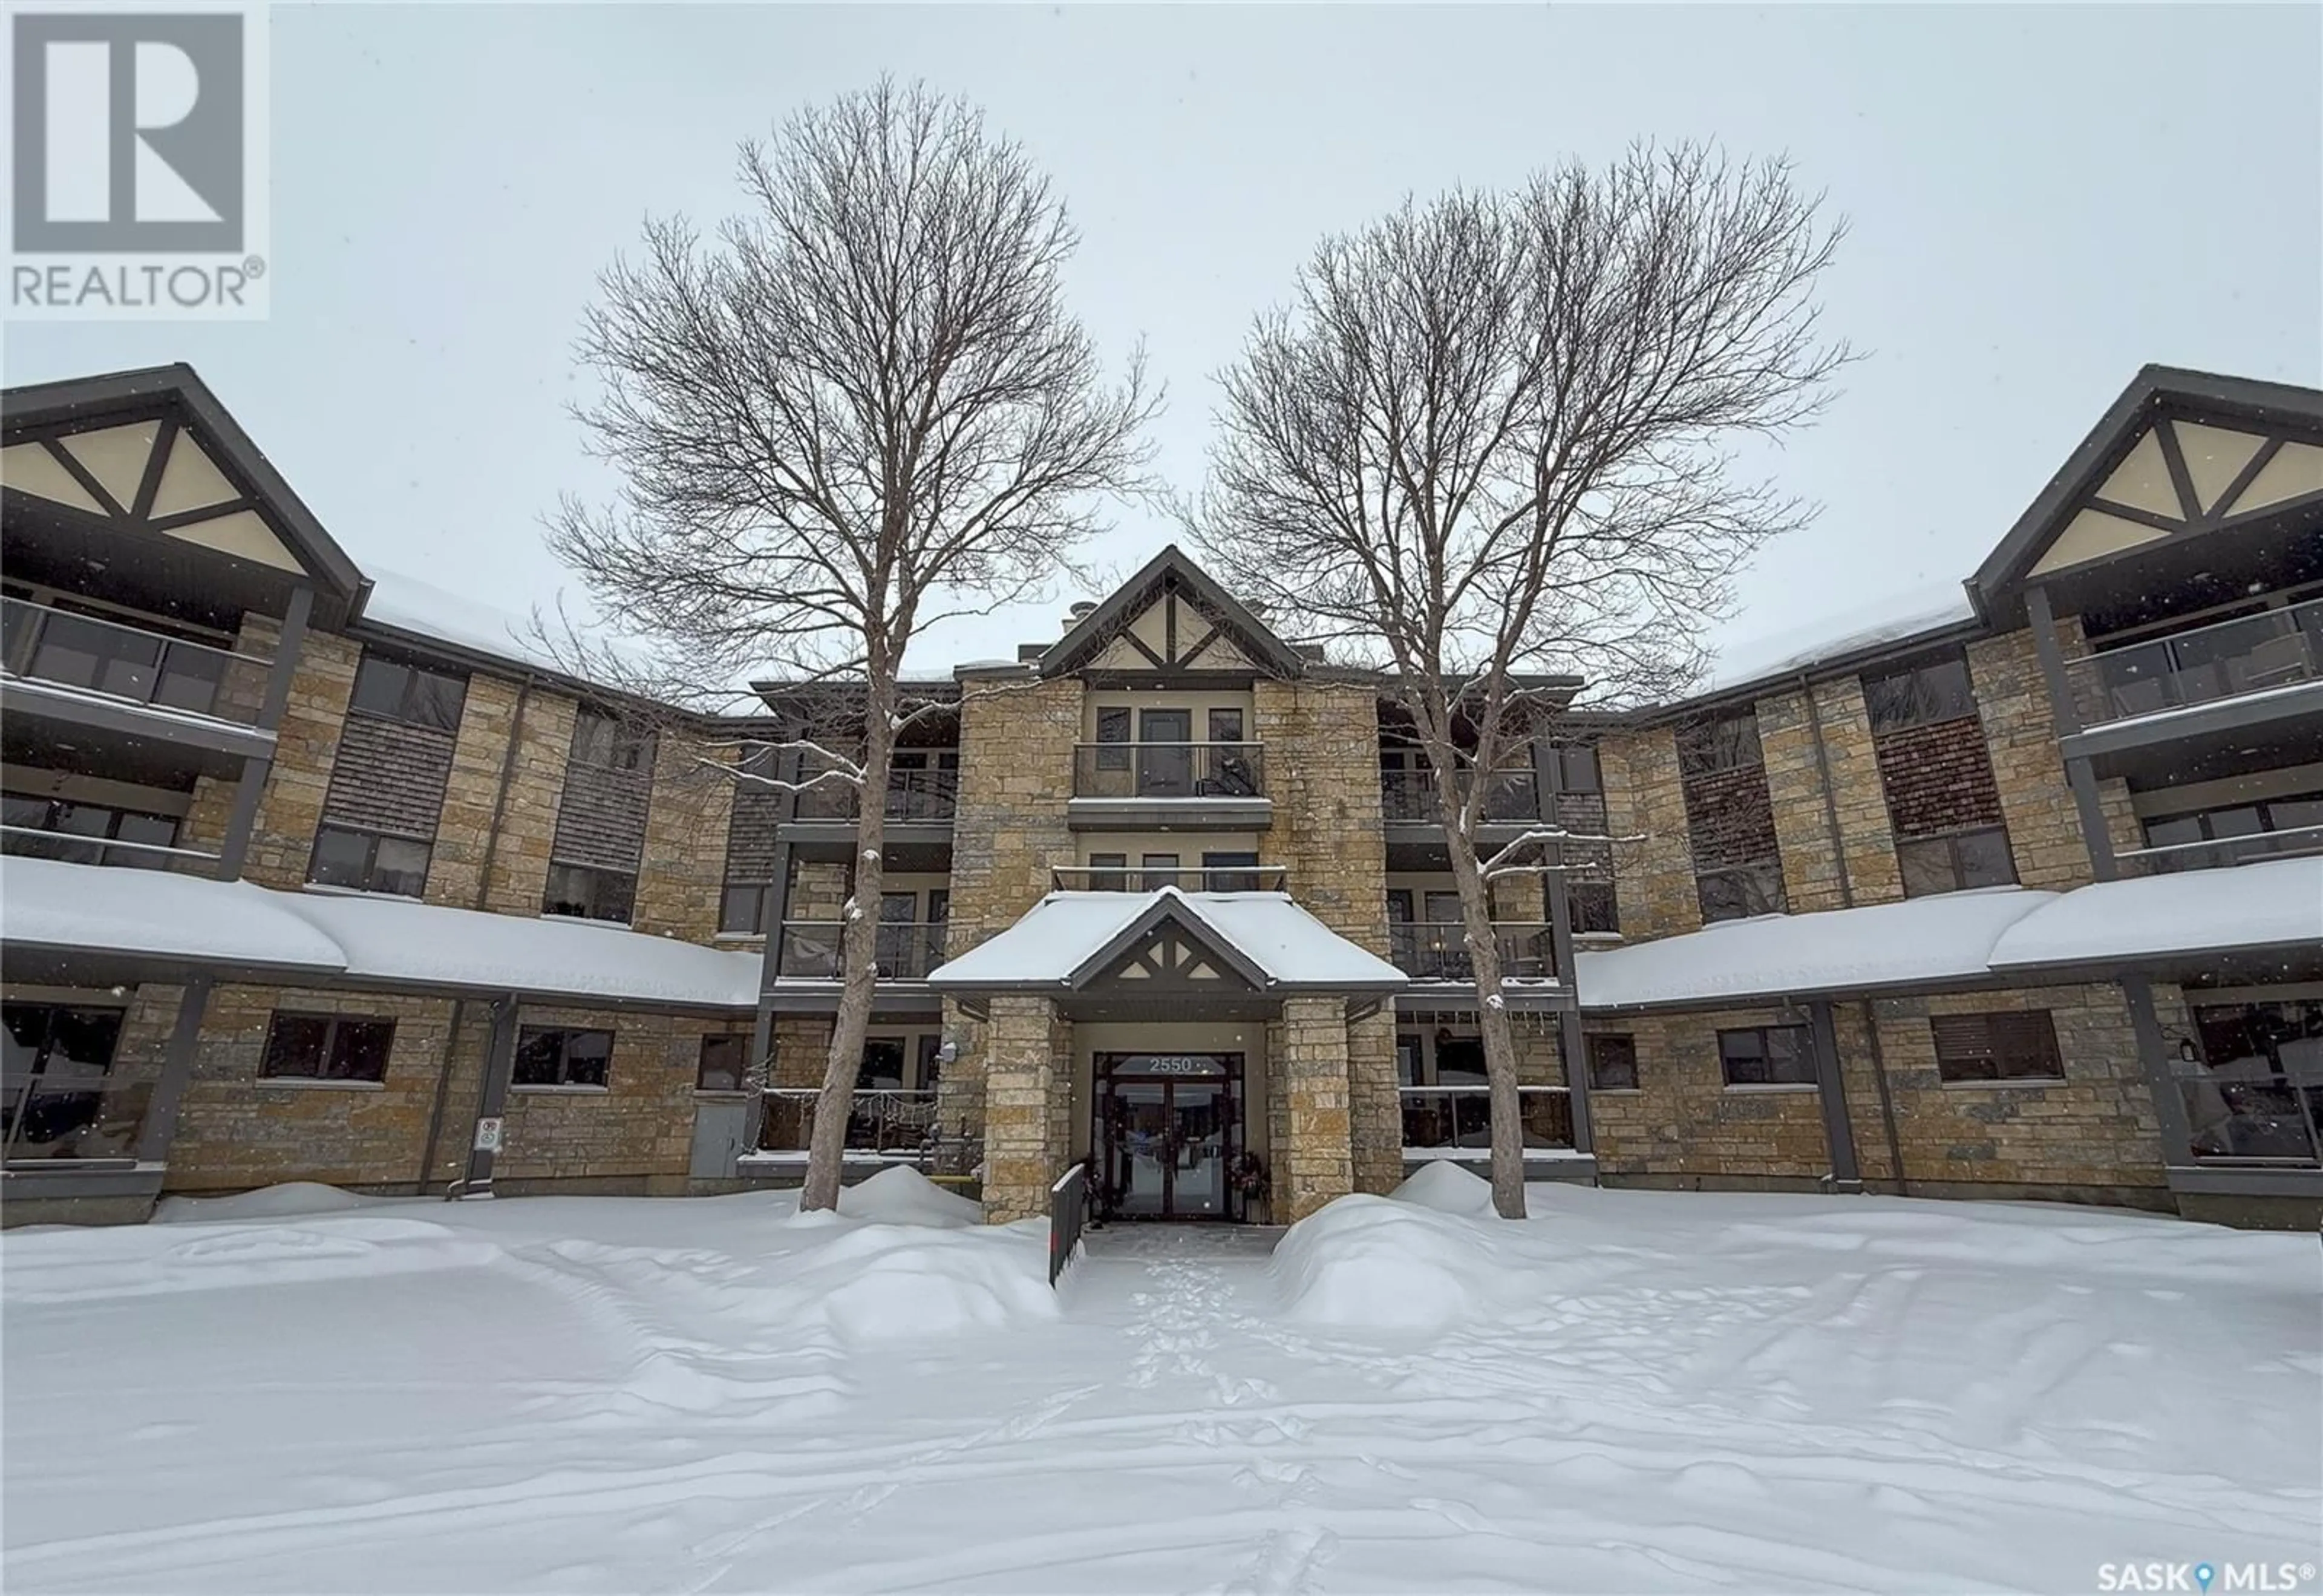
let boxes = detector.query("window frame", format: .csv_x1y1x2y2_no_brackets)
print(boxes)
1717,1024,1817,1089
1676,709,1764,776
1557,745,1602,794
570,707,657,774
1569,881,1620,935
1696,860,1785,923
348,653,468,734
1862,653,1978,734
1585,1033,1640,1093
1930,1010,2065,1084
1895,825,2017,898
695,1034,750,1094
308,822,433,898
512,1026,613,1090
717,881,772,935
542,860,638,924
260,1012,396,1084
1094,707,1132,770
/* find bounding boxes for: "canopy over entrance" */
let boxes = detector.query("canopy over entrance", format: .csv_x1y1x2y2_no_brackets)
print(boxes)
929,888,1405,1020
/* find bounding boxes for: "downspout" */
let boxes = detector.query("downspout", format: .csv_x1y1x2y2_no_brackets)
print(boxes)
1799,670,1909,1197
418,675,537,1191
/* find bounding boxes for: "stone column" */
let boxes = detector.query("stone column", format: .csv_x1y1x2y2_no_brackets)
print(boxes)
981,994,1069,1223
1277,995,1355,1221
1347,1007,1402,1195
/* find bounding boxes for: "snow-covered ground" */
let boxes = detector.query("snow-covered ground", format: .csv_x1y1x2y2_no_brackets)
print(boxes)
5,1166,2318,1594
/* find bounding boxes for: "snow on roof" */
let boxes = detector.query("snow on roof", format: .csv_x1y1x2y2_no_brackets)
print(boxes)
1988,857,2323,972
0,855,759,1008
358,567,570,675
930,889,1406,990
1573,888,2057,1010
1696,581,1978,698
279,890,759,1008
0,855,345,974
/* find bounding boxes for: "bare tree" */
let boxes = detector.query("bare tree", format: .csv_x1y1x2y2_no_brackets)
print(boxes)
1195,145,1849,1217
549,79,1155,1211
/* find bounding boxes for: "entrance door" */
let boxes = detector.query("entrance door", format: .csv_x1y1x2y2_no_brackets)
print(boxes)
1139,708,1193,797
1095,1054,1239,1219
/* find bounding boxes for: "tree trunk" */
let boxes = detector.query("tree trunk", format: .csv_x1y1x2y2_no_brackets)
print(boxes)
1441,801,1527,1219
799,691,896,1213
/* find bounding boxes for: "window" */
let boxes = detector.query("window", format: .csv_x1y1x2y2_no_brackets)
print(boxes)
916,1033,946,1090
1556,745,1601,794
1088,852,1129,892
1203,850,1260,891
1207,707,1245,745
1676,710,1762,776
1586,1033,1639,1091
571,708,655,773
543,861,636,923
1897,826,2016,897
3,1002,129,1160
1094,706,1131,770
513,1027,612,1088
348,654,466,733
1863,655,1976,734
1696,861,1785,923
1570,881,1619,935
1141,852,1180,891
696,1035,750,1093
261,1013,395,1082
309,824,431,897
859,1037,907,1090
1719,1025,1815,1087
1931,1011,2063,1083
1,794,179,868
719,883,771,935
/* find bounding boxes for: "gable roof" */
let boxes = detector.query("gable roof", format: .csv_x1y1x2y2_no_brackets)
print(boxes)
929,888,1407,993
1,364,370,621
1967,365,2323,620
1041,545,1307,678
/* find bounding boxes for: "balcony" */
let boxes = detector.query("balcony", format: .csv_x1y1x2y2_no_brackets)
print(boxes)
2073,597,2323,728
756,1088,942,1160
1380,767,1540,824
1050,864,1290,894
2116,825,2323,877
2,595,272,728
1073,741,1264,800
1399,1084,1573,1154
791,766,958,823
774,920,946,981
1390,921,1558,982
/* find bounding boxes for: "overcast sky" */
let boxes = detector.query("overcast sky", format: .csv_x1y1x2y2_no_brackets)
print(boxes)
6,3,2318,673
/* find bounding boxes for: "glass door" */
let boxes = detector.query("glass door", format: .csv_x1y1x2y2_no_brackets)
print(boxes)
1169,1081,1227,1217
1139,708,1193,796
1105,1081,1172,1217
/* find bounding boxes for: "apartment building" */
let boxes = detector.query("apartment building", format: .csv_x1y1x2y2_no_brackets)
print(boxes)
3,362,2318,1229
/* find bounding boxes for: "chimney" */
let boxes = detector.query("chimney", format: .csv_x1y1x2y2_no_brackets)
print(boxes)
1063,600,1097,635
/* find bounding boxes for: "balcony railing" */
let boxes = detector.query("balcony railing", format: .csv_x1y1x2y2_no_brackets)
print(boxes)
1390,921,1558,981
1380,767,1540,823
758,1088,940,1158
1050,863,1289,893
1399,1084,1573,1153
774,920,946,980
2071,597,2323,728
2116,825,2323,877
2,596,272,726
790,765,959,822
1072,742,1264,800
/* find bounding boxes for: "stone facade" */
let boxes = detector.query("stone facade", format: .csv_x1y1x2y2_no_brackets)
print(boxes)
1970,623,2137,889
981,994,1070,1223
1275,995,1354,1221
633,736,733,943
1759,678,1904,912
1600,723,1701,940
946,672,1080,952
